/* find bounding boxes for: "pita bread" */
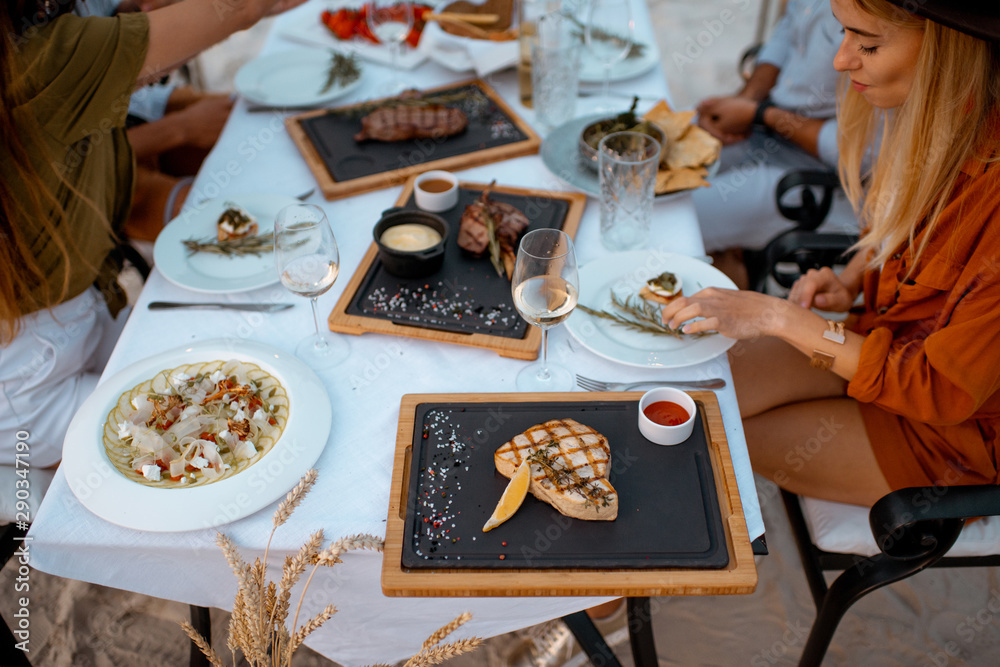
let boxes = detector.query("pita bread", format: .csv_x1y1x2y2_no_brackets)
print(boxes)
655,167,710,195
663,126,721,171
643,101,695,142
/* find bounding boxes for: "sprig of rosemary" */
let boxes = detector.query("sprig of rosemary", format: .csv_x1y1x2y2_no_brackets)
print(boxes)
577,291,715,338
319,51,361,94
526,441,611,509
182,234,274,257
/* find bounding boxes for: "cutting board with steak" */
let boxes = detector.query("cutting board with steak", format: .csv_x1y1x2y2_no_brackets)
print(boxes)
288,79,540,200
329,180,587,360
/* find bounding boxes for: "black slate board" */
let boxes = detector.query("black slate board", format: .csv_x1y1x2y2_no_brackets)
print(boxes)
298,82,530,183
401,399,729,570
344,187,569,337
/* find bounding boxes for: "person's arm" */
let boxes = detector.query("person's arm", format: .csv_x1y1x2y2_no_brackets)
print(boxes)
660,289,864,381
139,0,306,87
737,62,780,102
755,103,828,158
127,91,234,159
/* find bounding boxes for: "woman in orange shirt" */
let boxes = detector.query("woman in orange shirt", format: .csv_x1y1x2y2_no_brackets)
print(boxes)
662,0,1000,507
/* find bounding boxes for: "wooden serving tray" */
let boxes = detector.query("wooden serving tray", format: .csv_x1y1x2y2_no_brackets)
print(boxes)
382,392,757,597
328,179,586,359
287,79,541,200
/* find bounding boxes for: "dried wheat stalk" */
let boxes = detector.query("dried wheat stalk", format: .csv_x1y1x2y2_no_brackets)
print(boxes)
183,470,481,667
180,620,227,667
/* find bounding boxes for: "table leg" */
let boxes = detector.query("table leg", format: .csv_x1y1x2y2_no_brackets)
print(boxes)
627,597,658,667
189,605,212,667
561,611,623,667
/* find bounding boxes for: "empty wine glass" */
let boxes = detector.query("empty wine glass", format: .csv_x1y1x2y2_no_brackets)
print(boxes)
511,229,579,392
366,0,414,96
585,0,634,113
274,203,349,368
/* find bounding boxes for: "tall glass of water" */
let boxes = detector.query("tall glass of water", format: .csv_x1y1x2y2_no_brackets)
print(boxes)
274,203,349,368
366,0,413,95
585,0,633,113
511,229,579,392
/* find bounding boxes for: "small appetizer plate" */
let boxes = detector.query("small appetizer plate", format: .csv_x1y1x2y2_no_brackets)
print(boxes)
154,193,301,294
234,48,365,108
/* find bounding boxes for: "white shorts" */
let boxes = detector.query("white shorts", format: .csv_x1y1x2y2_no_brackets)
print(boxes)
0,287,128,467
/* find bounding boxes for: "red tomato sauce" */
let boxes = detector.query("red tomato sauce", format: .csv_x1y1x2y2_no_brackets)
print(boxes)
643,401,689,426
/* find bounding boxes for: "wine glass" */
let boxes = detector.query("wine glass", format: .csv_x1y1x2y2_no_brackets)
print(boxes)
511,229,579,392
274,203,350,368
585,0,634,113
366,0,414,96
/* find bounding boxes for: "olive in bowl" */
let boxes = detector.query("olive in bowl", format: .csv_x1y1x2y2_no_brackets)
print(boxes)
579,115,666,171
373,208,449,279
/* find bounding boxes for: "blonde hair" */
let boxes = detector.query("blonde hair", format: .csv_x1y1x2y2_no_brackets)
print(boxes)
839,0,1000,269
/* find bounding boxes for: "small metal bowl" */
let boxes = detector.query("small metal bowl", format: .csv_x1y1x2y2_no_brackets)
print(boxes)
578,117,666,171
373,208,449,279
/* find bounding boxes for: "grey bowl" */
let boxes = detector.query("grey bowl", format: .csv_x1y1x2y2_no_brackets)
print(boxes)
578,118,666,171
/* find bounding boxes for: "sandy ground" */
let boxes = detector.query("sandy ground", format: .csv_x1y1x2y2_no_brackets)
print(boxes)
5,474,1000,666
7,1,1000,665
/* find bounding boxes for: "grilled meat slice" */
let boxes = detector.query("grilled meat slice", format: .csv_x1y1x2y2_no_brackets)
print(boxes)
456,186,530,277
494,418,618,521
353,104,468,142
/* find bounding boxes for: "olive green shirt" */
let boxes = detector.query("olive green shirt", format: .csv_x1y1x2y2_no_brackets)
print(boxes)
8,12,149,314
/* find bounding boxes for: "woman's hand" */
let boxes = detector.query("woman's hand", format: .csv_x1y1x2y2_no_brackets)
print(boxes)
787,267,857,311
660,287,794,340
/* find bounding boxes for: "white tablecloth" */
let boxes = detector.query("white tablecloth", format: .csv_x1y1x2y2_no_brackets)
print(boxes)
29,2,764,665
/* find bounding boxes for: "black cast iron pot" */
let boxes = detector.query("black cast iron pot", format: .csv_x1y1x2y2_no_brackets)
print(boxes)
373,208,449,279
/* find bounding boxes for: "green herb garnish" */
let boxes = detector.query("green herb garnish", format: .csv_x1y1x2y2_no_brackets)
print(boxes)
182,235,274,257
319,51,361,94
577,290,714,338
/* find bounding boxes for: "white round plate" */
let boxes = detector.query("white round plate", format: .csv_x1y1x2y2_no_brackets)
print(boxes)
234,48,364,107
153,193,300,294
62,339,332,532
578,41,658,83
565,251,738,368
540,114,720,201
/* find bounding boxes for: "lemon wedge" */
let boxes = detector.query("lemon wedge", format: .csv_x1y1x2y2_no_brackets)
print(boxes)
483,459,531,532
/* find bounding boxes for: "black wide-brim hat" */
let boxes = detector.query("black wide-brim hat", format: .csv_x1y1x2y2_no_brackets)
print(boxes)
885,0,1000,42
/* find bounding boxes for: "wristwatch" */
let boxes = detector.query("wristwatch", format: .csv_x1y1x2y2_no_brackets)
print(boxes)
753,98,775,129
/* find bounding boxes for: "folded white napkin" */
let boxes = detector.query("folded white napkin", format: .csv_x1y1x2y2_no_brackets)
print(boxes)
420,20,519,76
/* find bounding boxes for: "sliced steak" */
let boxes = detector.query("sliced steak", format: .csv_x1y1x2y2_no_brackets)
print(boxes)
353,104,468,142
456,185,530,277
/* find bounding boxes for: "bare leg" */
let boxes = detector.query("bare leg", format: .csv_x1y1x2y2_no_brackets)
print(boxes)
746,398,890,506
731,336,890,506
730,335,848,418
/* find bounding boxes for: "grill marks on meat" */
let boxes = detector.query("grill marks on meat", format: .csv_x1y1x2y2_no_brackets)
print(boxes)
353,104,469,142
494,418,618,521
456,184,530,278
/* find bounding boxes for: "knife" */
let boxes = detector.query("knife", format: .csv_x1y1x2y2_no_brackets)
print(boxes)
148,301,293,312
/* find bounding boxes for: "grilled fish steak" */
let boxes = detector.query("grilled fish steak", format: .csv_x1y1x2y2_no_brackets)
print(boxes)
494,418,618,521
353,104,468,142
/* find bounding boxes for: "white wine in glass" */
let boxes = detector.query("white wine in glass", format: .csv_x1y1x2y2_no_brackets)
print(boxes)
585,0,634,113
511,228,579,392
274,203,350,368
366,0,414,96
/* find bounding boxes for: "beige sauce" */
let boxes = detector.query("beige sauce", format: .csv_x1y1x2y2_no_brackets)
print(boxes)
381,223,442,252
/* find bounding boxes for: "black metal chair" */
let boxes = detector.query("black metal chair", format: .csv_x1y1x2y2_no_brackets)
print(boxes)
781,484,1000,666
744,168,858,294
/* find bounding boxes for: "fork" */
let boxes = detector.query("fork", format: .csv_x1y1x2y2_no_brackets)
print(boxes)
575,374,727,391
